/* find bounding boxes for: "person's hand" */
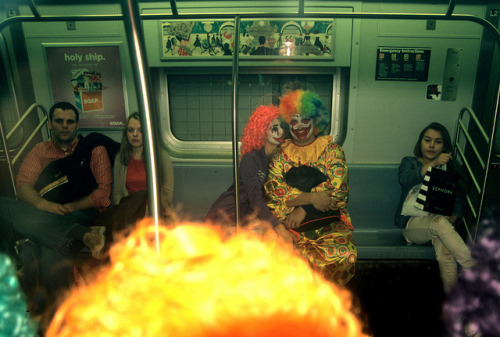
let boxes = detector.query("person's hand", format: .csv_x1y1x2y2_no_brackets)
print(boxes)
285,207,306,229
311,190,332,212
446,215,458,224
431,153,452,167
248,221,278,240
37,199,70,215
329,199,339,210
62,202,79,214
275,224,296,245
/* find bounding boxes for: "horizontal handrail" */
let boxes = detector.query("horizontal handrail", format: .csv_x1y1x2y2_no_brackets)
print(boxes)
6,103,47,141
11,115,48,165
455,145,481,195
461,195,474,241
457,119,486,170
454,107,490,178
458,107,490,143
1,11,499,47
454,107,491,192
0,103,49,198
454,105,497,238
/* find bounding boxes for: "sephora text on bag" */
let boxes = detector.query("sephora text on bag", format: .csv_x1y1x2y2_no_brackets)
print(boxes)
415,165,458,216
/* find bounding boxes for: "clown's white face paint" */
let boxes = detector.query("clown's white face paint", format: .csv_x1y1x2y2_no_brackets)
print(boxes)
266,118,285,146
289,114,314,145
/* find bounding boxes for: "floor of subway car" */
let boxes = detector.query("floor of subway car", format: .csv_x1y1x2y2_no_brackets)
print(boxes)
346,260,446,337
17,253,446,336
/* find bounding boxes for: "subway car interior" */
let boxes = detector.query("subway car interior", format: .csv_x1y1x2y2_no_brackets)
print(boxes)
0,0,499,336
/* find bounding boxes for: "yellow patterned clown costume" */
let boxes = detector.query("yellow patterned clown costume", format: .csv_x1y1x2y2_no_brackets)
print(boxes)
265,136,357,285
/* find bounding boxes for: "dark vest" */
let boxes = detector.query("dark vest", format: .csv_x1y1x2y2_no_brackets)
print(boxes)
34,133,120,204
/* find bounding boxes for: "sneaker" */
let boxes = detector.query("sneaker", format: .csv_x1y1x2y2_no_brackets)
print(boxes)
83,226,106,259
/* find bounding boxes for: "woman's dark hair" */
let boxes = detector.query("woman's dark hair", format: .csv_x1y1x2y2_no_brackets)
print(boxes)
119,112,141,166
414,122,468,192
413,122,453,158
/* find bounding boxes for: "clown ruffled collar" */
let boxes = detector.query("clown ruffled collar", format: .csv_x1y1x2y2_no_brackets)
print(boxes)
279,136,333,165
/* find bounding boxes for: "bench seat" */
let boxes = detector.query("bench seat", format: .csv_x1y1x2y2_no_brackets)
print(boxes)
347,164,436,260
353,229,435,260
173,163,437,260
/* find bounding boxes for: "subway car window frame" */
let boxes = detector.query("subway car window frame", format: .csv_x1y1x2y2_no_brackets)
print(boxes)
157,67,348,159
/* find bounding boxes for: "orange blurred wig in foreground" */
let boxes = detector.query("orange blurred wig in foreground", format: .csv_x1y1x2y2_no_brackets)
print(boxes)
47,218,367,337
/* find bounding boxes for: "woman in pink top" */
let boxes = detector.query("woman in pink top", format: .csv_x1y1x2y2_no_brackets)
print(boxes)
113,113,174,218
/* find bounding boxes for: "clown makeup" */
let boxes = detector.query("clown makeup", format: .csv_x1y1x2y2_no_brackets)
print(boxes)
289,114,314,143
266,118,285,146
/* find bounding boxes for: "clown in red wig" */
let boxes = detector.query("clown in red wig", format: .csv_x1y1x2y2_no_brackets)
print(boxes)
205,105,287,234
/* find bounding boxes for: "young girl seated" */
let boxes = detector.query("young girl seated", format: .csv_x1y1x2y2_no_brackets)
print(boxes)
394,122,474,293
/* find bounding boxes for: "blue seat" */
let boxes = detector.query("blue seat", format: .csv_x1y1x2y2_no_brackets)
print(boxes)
173,163,436,260
348,164,435,260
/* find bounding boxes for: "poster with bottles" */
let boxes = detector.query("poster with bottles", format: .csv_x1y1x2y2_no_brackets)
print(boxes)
45,45,127,129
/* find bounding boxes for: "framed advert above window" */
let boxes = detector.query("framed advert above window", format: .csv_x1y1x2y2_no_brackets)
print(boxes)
160,19,334,60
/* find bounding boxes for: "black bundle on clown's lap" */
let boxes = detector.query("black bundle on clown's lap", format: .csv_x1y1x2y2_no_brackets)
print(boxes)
285,165,339,232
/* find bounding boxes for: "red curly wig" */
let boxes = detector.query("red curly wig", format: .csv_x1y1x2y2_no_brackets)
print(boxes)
240,105,280,157
47,218,368,337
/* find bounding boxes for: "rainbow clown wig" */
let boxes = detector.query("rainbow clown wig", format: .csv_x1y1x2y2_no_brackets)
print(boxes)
240,105,280,157
279,89,329,136
47,218,368,337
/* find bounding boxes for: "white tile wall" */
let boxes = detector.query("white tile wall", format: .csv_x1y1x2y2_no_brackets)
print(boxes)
168,74,333,141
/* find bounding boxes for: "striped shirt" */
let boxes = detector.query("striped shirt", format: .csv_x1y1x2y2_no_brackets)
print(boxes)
16,137,112,211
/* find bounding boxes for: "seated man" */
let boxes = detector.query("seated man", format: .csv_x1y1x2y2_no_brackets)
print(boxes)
0,101,117,298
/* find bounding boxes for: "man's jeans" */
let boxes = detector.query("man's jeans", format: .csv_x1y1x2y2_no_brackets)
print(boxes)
0,196,96,290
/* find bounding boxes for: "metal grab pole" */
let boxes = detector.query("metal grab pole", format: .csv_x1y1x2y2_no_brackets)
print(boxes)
446,0,456,17
232,16,241,232
120,0,161,251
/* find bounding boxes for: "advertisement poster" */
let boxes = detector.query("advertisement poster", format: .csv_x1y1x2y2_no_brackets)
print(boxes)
161,19,333,59
376,48,431,81
46,45,127,129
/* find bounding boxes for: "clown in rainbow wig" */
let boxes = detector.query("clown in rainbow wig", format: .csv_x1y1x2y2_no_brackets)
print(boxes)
278,89,330,137
47,218,368,337
265,89,357,286
206,105,287,234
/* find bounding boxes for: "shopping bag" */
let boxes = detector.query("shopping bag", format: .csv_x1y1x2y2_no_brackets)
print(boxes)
415,165,458,216
401,184,430,217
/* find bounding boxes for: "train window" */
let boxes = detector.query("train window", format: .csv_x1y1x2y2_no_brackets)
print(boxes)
168,73,333,141
158,69,346,158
